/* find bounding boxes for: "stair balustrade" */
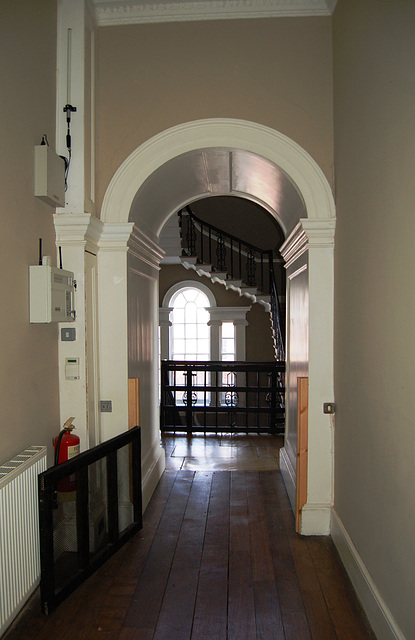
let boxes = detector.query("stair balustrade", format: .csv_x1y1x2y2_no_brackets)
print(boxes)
161,361,285,435
178,206,285,360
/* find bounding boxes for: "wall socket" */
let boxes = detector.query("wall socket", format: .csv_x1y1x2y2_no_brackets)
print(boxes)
323,402,335,415
100,400,112,413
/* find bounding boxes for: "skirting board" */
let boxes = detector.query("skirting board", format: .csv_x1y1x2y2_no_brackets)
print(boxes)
300,503,331,535
279,446,296,511
141,442,166,511
280,445,331,535
331,509,405,640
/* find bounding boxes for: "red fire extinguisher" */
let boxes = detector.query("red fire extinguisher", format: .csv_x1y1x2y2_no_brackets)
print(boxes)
53,417,80,493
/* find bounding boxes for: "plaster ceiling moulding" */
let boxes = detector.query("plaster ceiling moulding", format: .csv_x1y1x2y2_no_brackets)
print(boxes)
92,0,336,26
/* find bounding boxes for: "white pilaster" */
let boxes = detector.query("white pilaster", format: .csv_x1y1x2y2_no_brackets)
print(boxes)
301,217,335,534
54,213,103,451
56,0,96,214
97,223,134,442
207,319,221,361
280,217,336,535
159,308,173,360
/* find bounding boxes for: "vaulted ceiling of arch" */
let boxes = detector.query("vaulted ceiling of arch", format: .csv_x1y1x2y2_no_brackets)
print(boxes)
129,148,306,238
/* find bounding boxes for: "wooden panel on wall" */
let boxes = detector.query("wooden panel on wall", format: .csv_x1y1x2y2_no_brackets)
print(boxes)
296,377,309,534
128,378,140,429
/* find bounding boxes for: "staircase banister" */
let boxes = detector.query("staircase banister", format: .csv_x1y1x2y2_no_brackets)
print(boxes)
184,206,275,259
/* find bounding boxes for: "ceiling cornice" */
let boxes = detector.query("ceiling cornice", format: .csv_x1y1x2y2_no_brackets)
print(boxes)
92,0,337,26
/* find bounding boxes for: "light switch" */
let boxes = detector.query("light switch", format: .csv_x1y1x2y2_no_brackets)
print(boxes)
323,402,335,414
61,327,76,341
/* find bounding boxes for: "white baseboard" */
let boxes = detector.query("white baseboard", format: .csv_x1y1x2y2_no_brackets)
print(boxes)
279,445,296,511
280,445,332,535
141,441,165,511
300,503,331,535
331,509,405,640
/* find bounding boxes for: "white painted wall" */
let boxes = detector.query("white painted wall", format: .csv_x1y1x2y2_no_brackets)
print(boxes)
0,0,60,466
333,1,415,637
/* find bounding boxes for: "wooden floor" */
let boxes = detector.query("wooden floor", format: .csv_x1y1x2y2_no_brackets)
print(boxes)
4,435,376,640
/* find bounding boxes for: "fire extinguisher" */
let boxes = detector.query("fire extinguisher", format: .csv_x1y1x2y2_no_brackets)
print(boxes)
53,417,80,493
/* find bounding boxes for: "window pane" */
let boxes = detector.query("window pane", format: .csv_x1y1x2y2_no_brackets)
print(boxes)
185,302,197,322
198,339,209,354
186,324,197,339
185,289,198,302
174,324,185,339
197,308,209,324
222,322,234,338
187,339,197,354
174,339,185,354
222,338,234,353
173,308,184,323
198,324,210,339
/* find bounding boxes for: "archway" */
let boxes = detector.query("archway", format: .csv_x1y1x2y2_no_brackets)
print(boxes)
99,119,336,533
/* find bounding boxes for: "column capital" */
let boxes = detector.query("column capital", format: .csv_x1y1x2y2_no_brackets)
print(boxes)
99,222,134,252
280,218,336,268
159,307,173,326
54,212,103,251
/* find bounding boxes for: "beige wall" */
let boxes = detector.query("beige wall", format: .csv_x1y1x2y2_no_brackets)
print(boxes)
96,17,334,211
0,0,60,465
159,265,275,361
333,1,415,636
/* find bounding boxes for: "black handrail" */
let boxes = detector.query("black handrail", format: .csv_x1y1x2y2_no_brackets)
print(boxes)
269,260,285,361
183,205,270,258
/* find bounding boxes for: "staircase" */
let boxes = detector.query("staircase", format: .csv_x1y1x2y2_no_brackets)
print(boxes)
178,206,285,361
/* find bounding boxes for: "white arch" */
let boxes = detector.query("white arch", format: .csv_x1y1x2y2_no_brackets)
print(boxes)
101,118,335,230
162,279,217,309
98,119,336,535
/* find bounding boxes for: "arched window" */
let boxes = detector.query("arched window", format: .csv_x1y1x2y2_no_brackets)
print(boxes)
159,280,250,363
170,287,210,361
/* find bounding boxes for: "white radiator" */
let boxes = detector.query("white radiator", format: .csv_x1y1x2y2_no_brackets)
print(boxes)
0,445,47,636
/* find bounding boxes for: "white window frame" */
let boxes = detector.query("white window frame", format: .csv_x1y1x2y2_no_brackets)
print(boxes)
160,283,250,363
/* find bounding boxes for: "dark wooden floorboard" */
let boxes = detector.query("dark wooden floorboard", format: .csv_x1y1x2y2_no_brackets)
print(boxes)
123,471,194,632
190,472,229,640
307,537,377,640
246,473,285,640
260,472,313,640
228,471,257,640
152,471,212,640
4,437,376,640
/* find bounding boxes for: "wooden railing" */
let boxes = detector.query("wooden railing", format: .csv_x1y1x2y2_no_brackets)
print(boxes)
160,361,285,435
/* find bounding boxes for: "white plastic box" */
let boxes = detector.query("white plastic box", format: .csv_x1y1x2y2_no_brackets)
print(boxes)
29,265,75,323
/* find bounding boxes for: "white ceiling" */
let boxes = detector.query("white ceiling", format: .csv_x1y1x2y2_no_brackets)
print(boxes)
92,0,337,26
129,149,306,237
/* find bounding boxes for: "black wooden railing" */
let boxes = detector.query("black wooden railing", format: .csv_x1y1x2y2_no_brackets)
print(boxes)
161,361,285,435
179,206,285,360
38,427,142,615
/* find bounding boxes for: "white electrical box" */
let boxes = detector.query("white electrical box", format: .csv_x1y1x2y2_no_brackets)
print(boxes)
34,145,66,207
29,265,75,323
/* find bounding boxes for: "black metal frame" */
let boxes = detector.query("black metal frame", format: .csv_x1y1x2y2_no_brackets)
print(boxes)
38,426,142,615
161,361,285,435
